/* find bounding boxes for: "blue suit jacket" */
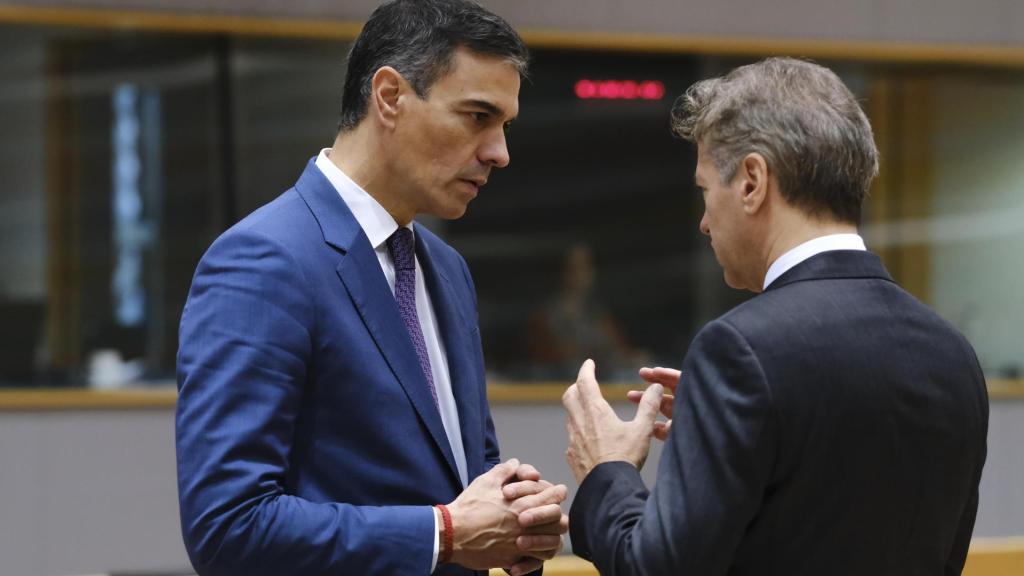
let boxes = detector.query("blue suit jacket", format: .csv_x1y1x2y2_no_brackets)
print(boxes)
176,160,499,575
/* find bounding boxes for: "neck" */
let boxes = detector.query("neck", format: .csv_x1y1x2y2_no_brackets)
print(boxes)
329,126,416,225
757,209,858,290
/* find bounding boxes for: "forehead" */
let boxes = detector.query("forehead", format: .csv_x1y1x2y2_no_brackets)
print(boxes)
428,48,521,119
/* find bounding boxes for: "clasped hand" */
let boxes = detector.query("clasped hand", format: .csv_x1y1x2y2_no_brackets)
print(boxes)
446,459,568,575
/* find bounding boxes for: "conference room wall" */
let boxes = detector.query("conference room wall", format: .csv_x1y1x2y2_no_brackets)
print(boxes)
0,28,47,301
0,399,1021,576
6,0,1024,49
5,24,1023,388
928,78,1024,380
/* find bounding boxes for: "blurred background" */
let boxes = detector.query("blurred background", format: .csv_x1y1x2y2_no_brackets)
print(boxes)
0,1,1022,574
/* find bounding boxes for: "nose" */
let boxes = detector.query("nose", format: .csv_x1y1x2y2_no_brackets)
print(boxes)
479,128,510,168
699,211,710,236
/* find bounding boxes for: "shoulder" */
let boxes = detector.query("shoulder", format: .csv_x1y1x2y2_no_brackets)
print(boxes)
224,188,316,244
706,290,789,345
202,188,323,264
191,188,323,299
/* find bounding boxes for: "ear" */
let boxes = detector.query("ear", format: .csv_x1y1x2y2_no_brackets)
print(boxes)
369,66,405,130
737,152,769,215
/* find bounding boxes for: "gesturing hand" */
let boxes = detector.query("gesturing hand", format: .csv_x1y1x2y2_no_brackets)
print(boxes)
562,359,664,484
627,366,681,441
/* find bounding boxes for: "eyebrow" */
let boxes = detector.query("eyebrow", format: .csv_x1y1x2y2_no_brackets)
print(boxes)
463,99,517,122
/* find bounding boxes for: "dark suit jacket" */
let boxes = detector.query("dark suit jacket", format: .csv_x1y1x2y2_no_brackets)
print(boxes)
570,250,988,575
176,159,498,575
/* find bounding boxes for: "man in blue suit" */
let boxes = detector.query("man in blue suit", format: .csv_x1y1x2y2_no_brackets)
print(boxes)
562,58,988,575
176,1,567,574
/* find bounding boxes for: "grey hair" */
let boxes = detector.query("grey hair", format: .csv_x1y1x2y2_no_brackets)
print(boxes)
671,57,879,224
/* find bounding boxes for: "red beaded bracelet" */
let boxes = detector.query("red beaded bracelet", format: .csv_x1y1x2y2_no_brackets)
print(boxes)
436,504,454,564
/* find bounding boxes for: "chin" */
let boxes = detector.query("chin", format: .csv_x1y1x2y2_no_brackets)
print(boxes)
433,203,469,220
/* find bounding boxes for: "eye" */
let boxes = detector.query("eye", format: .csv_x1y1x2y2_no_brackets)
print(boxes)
468,111,489,124
503,122,512,134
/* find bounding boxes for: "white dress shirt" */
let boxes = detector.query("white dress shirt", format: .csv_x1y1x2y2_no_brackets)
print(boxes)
763,233,867,290
316,150,467,571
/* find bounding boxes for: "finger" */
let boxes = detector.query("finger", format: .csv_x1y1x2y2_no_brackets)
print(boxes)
508,557,543,576
523,535,563,560
486,458,521,485
638,366,682,392
653,420,671,442
633,383,664,426
514,462,541,482
561,383,580,412
516,533,563,553
660,394,674,419
639,367,682,392
512,483,567,513
518,502,565,528
627,390,674,418
574,359,603,401
523,512,569,535
503,479,548,500
563,384,592,434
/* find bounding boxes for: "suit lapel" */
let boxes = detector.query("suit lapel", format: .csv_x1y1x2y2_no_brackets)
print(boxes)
294,160,462,487
415,226,485,481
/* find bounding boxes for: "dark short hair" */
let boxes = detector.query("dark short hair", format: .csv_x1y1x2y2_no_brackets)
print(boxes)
672,57,879,224
338,0,529,132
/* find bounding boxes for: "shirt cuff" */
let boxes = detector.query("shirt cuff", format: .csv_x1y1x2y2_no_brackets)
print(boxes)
431,506,439,573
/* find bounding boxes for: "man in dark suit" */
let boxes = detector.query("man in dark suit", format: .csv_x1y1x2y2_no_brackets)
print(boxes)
176,1,567,574
560,58,989,575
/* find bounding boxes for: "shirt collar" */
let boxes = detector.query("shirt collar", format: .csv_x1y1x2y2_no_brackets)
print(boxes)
314,148,412,250
763,233,866,290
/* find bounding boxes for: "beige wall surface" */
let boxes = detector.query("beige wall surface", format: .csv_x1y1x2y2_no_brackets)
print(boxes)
5,0,1024,48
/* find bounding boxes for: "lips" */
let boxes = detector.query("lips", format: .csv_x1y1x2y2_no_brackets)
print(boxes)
459,178,485,196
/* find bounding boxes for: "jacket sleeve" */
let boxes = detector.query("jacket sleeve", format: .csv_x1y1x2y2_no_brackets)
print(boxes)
483,395,501,472
176,227,434,575
458,255,502,472
570,318,776,575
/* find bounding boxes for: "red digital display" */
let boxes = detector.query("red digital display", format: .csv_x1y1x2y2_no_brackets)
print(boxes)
575,79,666,100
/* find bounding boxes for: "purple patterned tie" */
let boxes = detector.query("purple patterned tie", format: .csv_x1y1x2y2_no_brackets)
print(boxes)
387,227,440,410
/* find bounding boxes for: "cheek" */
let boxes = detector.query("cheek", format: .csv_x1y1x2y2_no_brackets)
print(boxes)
431,118,469,152
409,117,454,162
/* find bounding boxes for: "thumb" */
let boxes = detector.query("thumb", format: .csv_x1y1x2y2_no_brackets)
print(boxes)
576,359,595,385
575,358,600,399
634,383,664,426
